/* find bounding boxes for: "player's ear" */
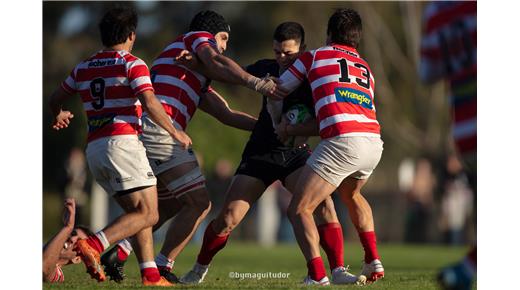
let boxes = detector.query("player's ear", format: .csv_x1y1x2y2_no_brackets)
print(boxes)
300,43,307,52
128,31,136,42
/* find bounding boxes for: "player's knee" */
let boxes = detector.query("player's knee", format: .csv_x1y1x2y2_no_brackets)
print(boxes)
222,210,241,234
182,191,211,215
146,207,160,227
294,203,314,219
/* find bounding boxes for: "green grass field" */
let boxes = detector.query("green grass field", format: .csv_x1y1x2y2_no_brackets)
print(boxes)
44,242,473,289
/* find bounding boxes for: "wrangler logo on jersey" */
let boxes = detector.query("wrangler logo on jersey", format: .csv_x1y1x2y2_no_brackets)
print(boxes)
334,87,373,110
88,114,115,132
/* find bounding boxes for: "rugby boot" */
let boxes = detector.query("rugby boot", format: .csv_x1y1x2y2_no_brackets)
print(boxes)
159,267,180,283
180,263,209,284
361,259,384,283
142,276,174,286
101,245,126,283
75,239,106,282
302,275,330,286
331,266,366,285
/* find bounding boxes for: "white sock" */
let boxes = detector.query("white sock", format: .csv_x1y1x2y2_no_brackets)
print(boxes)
195,262,209,271
155,253,174,270
95,231,110,252
139,261,158,270
117,239,133,256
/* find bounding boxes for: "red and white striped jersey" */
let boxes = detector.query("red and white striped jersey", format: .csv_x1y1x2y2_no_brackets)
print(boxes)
61,50,153,143
420,1,476,155
49,265,64,283
150,31,218,130
280,44,379,139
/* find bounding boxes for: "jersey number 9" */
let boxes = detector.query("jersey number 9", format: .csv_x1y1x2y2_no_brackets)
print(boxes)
90,78,106,110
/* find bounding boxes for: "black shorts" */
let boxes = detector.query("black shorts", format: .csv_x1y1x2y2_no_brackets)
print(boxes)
235,144,312,187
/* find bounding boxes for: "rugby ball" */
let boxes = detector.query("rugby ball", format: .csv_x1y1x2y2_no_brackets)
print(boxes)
284,104,311,147
285,104,311,125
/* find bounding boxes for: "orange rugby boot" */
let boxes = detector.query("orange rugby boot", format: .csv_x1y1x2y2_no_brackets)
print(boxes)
75,239,106,282
142,276,174,286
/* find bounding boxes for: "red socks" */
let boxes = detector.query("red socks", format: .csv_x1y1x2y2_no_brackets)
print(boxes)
196,220,230,265
307,257,327,281
318,223,344,270
141,266,160,282
359,231,380,263
86,235,104,254
117,245,129,261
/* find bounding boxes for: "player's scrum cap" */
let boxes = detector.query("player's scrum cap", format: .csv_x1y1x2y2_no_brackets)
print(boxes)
189,10,231,36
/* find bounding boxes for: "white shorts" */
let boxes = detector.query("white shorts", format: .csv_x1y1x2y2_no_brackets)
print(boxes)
86,135,157,195
307,136,383,187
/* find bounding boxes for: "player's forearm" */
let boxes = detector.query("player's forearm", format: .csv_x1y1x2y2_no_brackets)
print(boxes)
203,54,252,86
142,99,179,137
286,118,319,136
221,110,257,131
42,225,73,276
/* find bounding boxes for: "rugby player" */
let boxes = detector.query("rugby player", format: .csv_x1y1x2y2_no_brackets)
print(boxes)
99,10,262,283
268,9,385,285
43,199,92,283
177,22,360,285
48,7,190,286
419,2,477,289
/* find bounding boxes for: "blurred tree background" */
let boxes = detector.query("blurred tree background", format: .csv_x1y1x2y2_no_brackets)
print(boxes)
43,1,463,243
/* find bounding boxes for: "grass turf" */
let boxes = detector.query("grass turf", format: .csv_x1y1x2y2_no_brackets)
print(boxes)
44,242,473,289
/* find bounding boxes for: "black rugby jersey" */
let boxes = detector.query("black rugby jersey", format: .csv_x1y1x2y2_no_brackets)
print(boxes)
242,59,314,157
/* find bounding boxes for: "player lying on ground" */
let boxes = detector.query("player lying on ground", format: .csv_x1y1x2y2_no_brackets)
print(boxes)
266,9,385,285
100,11,265,284
172,21,363,285
43,199,93,283
48,7,191,286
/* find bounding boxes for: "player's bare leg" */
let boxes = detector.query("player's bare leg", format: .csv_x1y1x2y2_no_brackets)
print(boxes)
158,188,211,272
338,177,384,282
180,175,265,284
286,168,360,284
77,185,161,282
112,186,159,248
114,186,171,286
287,165,337,285
101,180,182,283
213,175,265,235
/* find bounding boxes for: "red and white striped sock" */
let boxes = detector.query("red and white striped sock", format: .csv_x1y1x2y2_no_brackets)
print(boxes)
307,256,327,281
140,261,160,282
116,239,132,261
86,231,109,254
155,252,174,272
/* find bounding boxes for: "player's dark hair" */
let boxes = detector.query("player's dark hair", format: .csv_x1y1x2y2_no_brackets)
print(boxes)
327,8,362,48
99,7,138,47
273,22,305,46
189,10,231,35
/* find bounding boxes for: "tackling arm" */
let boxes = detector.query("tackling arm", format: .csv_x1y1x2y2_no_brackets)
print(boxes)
286,117,319,136
196,46,284,97
42,199,75,282
199,89,257,131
